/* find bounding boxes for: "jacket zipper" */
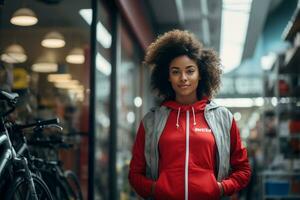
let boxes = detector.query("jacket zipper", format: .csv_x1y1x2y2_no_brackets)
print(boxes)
185,111,190,200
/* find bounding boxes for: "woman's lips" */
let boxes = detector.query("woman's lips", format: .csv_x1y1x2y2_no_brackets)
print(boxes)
178,84,190,88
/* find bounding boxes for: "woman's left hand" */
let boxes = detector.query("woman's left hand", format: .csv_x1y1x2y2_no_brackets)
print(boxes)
217,182,224,197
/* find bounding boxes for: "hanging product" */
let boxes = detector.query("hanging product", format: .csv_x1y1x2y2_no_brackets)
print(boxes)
13,68,29,89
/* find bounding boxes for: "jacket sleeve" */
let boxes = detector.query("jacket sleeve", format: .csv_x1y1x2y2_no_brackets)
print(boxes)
128,122,155,198
221,119,251,196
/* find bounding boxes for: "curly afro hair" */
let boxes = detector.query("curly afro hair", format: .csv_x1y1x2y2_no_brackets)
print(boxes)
144,29,222,100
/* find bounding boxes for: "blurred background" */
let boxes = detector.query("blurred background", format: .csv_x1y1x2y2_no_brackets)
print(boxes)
0,0,300,199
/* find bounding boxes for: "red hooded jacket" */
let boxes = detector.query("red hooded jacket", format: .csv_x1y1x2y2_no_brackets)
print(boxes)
129,99,251,200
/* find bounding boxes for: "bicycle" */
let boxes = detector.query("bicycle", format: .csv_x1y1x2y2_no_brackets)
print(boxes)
0,90,53,200
28,129,83,200
9,117,83,200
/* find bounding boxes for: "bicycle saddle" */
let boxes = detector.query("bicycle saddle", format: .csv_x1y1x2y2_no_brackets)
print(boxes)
0,90,19,101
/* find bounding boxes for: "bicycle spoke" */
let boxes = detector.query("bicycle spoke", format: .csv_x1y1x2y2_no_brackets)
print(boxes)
25,190,31,200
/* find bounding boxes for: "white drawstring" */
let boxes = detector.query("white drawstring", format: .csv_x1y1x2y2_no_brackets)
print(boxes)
192,107,196,126
176,107,181,128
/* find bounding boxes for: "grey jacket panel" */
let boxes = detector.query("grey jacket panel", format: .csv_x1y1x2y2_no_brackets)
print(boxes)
143,106,170,180
142,100,233,199
204,105,233,181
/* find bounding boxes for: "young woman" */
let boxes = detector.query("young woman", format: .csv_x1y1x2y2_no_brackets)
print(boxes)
128,30,251,200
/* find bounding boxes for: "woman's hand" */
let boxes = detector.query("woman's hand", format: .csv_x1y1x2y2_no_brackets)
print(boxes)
217,182,224,197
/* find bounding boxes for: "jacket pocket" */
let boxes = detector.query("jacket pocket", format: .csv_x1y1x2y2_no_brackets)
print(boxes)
154,169,184,200
189,168,220,200
210,173,221,198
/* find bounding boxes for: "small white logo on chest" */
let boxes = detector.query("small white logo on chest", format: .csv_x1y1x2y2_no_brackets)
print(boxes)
194,128,212,133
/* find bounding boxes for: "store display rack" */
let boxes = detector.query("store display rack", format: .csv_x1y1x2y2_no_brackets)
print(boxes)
262,2,300,199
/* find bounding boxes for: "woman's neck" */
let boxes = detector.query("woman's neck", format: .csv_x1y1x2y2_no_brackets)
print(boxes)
175,95,198,105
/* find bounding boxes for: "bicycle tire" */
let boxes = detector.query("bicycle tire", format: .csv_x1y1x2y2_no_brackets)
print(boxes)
40,170,70,200
65,170,83,200
5,173,53,200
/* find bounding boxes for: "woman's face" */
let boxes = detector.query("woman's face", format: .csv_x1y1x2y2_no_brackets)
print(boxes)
169,55,200,104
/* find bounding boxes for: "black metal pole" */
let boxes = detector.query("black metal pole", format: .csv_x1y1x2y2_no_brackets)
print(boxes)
108,5,118,200
88,0,97,199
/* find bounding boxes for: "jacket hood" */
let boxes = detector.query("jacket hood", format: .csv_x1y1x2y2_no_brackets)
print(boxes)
161,97,220,129
162,96,218,112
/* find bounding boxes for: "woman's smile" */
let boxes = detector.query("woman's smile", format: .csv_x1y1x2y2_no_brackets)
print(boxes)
169,55,201,104
178,84,190,88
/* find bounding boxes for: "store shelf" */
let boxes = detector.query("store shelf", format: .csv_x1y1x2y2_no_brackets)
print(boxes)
279,94,300,98
279,137,300,158
278,88,300,98
265,195,300,199
283,5,300,42
264,71,277,97
262,171,300,176
262,171,300,200
280,46,300,74
262,4,300,199
279,135,300,139
278,105,300,120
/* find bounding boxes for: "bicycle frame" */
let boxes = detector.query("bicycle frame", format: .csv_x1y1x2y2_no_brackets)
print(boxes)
0,98,39,200
0,118,14,179
26,126,83,200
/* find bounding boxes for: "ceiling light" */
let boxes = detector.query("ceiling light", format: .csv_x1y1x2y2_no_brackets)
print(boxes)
55,82,82,89
261,53,277,70
10,8,38,26
79,9,112,48
215,97,264,108
271,97,277,107
233,112,242,121
96,53,111,76
126,111,135,124
57,80,79,85
32,62,58,73
47,74,72,82
0,44,27,63
220,0,253,73
134,96,142,107
66,48,85,64
68,87,84,93
41,31,65,48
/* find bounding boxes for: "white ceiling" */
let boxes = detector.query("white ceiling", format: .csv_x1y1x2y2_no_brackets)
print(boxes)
146,0,283,59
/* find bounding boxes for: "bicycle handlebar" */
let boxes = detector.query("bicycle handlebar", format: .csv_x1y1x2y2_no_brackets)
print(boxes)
15,118,60,130
0,91,19,117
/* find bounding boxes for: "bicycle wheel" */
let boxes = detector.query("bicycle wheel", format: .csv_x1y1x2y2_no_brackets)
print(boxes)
40,170,69,200
5,173,53,200
65,170,83,200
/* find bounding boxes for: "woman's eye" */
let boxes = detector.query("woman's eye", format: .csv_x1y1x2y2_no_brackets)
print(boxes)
187,70,194,75
171,70,179,75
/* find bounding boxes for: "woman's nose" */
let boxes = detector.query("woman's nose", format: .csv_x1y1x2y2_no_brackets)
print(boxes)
180,73,188,81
